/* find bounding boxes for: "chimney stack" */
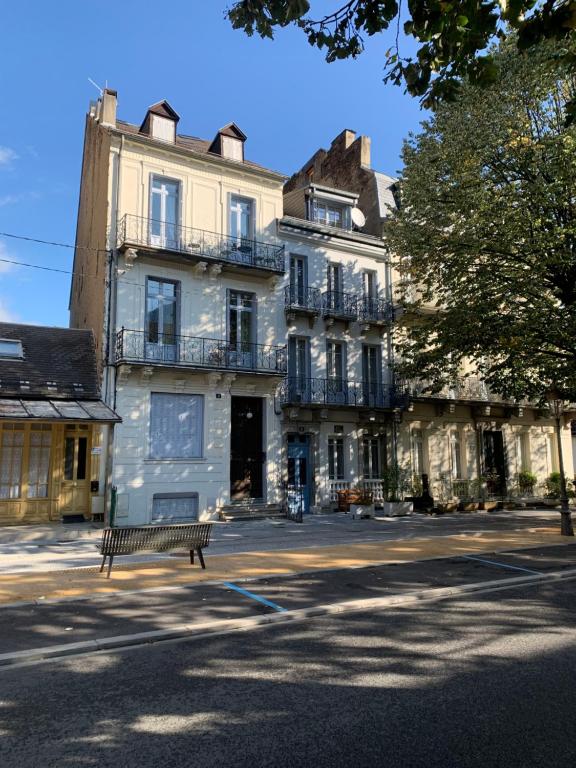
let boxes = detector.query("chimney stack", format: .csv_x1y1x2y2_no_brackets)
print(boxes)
100,88,117,127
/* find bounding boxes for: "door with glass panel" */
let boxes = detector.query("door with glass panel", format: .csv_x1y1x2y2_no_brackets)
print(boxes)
288,336,310,402
229,195,253,262
362,345,382,406
149,176,180,249
60,426,91,518
290,255,307,307
228,291,255,369
326,341,346,403
362,271,378,319
327,263,343,313
145,278,178,362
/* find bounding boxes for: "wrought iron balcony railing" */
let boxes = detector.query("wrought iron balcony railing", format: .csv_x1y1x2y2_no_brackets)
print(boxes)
117,214,285,273
279,377,404,409
358,296,394,325
115,329,287,375
397,376,512,403
284,286,322,313
322,291,358,320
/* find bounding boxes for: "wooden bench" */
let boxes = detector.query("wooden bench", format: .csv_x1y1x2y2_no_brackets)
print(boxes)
98,522,213,578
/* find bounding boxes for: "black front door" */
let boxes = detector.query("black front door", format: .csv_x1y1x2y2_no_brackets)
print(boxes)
230,396,264,500
483,430,506,495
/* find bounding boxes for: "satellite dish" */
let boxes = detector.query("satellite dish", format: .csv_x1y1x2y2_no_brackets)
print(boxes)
351,207,366,228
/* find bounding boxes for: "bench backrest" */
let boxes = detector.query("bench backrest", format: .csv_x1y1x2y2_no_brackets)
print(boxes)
99,523,213,555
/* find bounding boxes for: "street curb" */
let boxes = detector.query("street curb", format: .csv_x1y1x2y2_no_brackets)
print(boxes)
2,566,576,669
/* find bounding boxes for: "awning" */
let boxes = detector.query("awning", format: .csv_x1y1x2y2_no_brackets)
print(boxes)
0,398,121,423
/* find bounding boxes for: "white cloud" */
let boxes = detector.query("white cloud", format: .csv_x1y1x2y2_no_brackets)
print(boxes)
0,242,15,274
0,146,18,166
0,298,19,322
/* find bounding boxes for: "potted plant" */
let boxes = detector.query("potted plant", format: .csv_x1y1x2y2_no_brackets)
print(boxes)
382,464,413,516
435,473,458,514
348,487,375,519
543,472,575,507
517,470,537,497
456,479,479,512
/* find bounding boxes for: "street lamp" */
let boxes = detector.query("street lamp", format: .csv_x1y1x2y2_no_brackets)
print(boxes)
546,389,574,537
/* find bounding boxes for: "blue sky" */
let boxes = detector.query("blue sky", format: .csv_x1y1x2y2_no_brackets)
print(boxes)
0,1,424,328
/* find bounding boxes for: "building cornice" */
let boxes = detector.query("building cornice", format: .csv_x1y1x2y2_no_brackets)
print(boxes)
278,216,388,259
108,127,287,185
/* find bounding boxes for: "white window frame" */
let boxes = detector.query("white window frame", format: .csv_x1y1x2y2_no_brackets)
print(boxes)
328,436,345,480
229,195,255,241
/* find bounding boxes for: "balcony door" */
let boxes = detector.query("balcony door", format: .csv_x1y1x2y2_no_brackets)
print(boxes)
150,176,180,249
228,290,255,369
229,195,254,263
288,336,310,401
327,263,343,312
362,345,382,406
326,341,346,403
290,255,307,306
145,278,178,362
362,271,378,318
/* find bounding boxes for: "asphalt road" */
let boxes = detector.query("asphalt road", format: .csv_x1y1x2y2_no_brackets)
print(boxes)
0,575,575,767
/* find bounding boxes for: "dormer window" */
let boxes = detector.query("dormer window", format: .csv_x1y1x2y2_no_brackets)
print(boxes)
139,101,180,144
209,123,246,162
304,185,358,231
311,199,350,229
222,135,243,161
0,339,23,359
151,115,175,143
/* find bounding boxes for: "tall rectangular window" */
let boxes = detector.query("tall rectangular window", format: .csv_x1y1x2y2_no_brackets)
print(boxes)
230,195,253,240
0,426,24,499
450,430,462,480
150,176,179,248
411,429,425,477
363,271,378,300
326,341,345,381
150,393,204,460
362,437,380,479
516,433,531,471
229,291,255,368
28,426,52,498
328,437,345,480
289,255,307,305
146,278,178,361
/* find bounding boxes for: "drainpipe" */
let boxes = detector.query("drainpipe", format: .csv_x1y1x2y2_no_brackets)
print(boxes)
104,423,116,527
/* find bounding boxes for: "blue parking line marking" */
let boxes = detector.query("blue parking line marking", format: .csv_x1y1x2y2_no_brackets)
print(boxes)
222,582,287,612
462,555,542,576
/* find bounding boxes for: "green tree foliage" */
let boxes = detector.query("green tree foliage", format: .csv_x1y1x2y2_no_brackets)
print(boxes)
226,1,576,112
384,38,576,402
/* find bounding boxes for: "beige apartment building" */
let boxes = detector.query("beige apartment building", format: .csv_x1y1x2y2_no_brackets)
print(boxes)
66,89,573,527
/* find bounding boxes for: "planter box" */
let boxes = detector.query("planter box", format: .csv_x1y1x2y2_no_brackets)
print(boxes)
436,501,458,514
458,501,480,512
382,501,413,517
480,500,498,511
349,504,374,519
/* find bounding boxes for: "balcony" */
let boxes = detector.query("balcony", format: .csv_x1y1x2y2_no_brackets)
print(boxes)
358,297,393,327
115,329,287,376
322,291,358,323
284,286,322,320
398,376,515,404
117,214,285,275
279,377,402,409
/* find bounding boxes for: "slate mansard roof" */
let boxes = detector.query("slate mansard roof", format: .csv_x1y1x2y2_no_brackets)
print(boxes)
0,323,100,399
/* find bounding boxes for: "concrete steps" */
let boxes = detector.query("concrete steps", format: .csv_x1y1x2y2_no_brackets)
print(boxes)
220,503,285,522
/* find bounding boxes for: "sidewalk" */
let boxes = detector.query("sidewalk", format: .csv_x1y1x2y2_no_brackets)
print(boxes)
0,522,569,606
